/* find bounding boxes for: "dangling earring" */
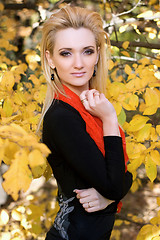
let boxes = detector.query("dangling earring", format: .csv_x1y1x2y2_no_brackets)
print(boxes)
93,67,96,77
51,73,54,81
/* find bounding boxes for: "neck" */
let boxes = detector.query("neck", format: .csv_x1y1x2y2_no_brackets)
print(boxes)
62,83,89,96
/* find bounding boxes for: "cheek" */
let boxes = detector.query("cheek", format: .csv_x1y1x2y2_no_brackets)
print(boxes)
86,56,97,68
55,61,70,74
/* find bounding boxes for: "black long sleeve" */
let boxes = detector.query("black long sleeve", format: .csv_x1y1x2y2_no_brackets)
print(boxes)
43,100,132,201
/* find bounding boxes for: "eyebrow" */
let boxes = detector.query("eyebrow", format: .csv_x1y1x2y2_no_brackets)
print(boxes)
58,46,95,52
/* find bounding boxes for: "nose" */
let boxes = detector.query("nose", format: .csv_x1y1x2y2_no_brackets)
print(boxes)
74,53,83,69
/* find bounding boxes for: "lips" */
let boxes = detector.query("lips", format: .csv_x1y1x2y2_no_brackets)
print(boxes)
71,72,85,77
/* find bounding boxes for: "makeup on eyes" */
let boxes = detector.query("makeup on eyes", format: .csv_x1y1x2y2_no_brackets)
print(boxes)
59,46,95,57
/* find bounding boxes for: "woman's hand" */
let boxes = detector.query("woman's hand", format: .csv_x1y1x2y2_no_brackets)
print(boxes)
80,89,120,136
80,89,116,121
74,188,115,213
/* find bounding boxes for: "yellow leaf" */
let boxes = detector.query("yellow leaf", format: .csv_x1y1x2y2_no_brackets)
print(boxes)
0,39,9,49
0,63,7,70
152,236,160,240
0,138,5,165
113,102,122,115
0,210,9,225
108,82,126,98
114,219,123,226
143,105,158,115
126,79,135,89
122,41,130,49
2,149,32,200
145,154,157,182
151,226,160,238
150,127,158,142
138,58,150,65
127,115,150,132
2,98,13,117
11,210,22,221
3,141,20,165
0,3,4,11
136,124,152,142
157,197,160,206
139,224,153,235
137,10,153,18
117,108,126,126
124,64,132,75
11,63,27,75
108,59,114,70
43,161,53,181
28,149,47,178
121,51,130,57
150,150,160,165
34,142,51,156
153,59,160,68
14,91,28,105
130,179,139,192
110,229,121,240
126,142,146,159
119,24,128,33
127,157,143,172
1,71,15,90
156,125,160,135
0,233,11,240
150,216,160,225
29,74,40,86
123,94,139,111
145,88,159,106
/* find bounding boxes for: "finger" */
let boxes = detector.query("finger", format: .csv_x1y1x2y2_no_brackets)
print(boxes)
82,202,90,209
79,90,88,102
86,89,97,108
85,206,100,213
94,91,100,103
79,196,95,204
76,190,91,199
75,188,94,199
83,200,100,212
80,91,90,110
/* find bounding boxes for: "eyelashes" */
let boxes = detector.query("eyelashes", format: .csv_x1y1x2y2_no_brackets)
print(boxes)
84,49,95,55
59,51,71,57
59,49,95,57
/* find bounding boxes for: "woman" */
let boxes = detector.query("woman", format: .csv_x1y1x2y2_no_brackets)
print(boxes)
41,5,132,240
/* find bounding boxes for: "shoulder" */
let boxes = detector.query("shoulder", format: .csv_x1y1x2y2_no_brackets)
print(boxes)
43,100,85,128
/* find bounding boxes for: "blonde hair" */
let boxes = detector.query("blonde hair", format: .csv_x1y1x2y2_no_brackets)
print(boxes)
38,5,110,131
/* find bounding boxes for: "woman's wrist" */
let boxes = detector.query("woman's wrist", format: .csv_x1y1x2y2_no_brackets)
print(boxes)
102,116,120,137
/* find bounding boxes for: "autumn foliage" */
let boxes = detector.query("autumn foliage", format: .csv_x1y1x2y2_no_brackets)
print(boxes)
0,1,160,239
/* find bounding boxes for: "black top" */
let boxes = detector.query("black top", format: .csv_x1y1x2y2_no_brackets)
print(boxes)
43,100,132,240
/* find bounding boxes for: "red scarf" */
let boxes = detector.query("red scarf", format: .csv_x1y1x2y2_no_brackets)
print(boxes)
55,85,129,212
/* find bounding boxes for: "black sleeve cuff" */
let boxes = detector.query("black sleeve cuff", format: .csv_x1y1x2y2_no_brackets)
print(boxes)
103,136,123,152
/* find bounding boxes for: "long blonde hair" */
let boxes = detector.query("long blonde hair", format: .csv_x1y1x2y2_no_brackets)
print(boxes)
38,5,110,131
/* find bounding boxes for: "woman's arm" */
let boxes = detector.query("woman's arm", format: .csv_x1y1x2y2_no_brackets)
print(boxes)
43,101,132,200
74,188,115,212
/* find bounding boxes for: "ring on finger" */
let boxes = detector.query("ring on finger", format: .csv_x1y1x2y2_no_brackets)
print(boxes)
88,202,91,208
81,98,87,103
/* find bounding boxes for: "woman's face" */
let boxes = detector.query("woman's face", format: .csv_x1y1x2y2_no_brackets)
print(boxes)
46,27,99,95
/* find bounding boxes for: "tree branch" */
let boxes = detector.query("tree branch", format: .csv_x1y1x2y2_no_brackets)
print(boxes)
115,0,141,18
116,213,145,227
104,15,160,30
4,3,37,10
111,40,160,50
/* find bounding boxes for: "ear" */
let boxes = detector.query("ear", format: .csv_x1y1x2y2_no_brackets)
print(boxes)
45,50,55,69
95,47,100,65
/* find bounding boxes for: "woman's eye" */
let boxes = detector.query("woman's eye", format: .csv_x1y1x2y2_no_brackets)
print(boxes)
84,49,95,55
59,51,71,57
